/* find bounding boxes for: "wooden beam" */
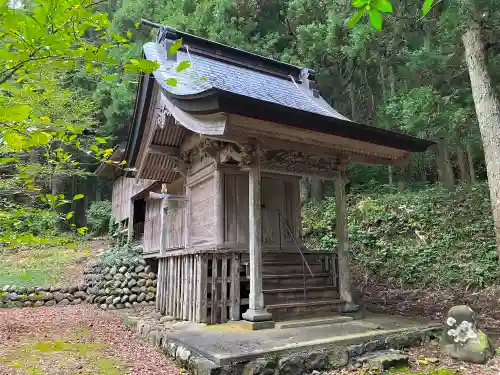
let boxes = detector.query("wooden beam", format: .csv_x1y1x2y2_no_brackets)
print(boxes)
180,134,204,154
148,144,180,157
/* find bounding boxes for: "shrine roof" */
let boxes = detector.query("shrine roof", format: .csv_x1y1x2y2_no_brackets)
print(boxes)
136,24,433,154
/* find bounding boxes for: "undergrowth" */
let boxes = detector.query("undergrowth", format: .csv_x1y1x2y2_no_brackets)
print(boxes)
0,243,89,287
302,182,497,288
99,241,142,267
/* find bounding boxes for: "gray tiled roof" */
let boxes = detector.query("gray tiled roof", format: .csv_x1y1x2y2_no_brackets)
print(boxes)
144,42,350,121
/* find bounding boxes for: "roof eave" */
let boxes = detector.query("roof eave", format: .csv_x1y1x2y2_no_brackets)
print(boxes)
167,89,434,153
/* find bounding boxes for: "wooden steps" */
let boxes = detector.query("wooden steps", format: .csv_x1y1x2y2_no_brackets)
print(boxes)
267,299,344,318
263,285,339,304
261,273,332,288
257,251,340,320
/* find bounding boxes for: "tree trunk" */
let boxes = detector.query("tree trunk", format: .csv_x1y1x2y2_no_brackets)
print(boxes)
457,145,471,184
348,82,356,121
463,21,500,256
389,66,396,97
397,166,406,193
466,143,477,184
299,177,309,202
435,139,455,189
311,178,324,204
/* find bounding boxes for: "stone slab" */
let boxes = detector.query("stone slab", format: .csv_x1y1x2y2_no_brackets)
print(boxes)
237,320,276,330
165,313,441,365
275,315,353,329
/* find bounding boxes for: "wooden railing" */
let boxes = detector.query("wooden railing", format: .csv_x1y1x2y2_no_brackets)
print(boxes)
156,251,242,324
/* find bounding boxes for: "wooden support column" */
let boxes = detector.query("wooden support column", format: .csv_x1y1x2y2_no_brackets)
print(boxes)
127,199,134,242
214,168,225,245
242,145,273,325
334,171,359,313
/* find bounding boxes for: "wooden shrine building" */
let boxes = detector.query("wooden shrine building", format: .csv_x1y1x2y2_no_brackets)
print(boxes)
105,24,433,327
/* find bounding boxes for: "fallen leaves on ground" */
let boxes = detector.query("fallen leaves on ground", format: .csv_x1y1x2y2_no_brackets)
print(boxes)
0,304,180,375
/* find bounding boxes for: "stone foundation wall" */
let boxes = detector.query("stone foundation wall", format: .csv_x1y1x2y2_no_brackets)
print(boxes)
0,247,158,310
0,284,88,308
84,257,157,310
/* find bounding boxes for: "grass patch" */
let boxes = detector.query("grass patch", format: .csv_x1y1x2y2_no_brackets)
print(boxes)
0,242,90,287
0,333,129,375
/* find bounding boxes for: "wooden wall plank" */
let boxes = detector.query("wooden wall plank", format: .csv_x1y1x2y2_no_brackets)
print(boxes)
200,255,208,323
211,255,218,324
189,176,216,246
229,252,241,320
220,255,228,323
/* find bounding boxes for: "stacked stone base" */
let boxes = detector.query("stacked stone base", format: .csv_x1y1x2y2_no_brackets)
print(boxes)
84,258,157,310
0,284,88,308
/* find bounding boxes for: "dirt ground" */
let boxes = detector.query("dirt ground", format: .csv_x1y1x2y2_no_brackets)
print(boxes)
0,304,180,375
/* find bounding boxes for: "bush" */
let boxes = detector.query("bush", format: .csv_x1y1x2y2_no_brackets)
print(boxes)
99,241,142,267
302,182,498,288
86,200,112,235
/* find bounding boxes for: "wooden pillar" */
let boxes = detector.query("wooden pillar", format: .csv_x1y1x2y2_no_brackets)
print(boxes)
127,199,134,242
214,168,225,245
159,200,168,256
242,145,273,324
334,172,359,313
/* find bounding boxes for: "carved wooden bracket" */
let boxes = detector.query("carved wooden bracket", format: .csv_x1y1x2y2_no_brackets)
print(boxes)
259,150,350,179
219,144,242,164
156,105,173,129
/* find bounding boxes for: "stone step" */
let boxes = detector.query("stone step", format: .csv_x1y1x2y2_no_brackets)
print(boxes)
261,273,333,288
267,299,344,318
274,314,353,329
263,286,339,304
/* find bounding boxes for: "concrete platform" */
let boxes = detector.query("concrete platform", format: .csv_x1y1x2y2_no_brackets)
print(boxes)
163,313,442,365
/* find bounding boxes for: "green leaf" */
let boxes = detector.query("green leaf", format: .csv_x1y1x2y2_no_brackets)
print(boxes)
176,60,191,72
95,137,107,144
123,59,160,74
374,0,392,13
0,157,17,163
73,194,84,201
422,0,433,16
352,0,369,7
347,8,366,28
27,132,51,147
77,226,88,235
168,39,182,56
0,104,30,122
2,131,24,151
102,75,117,81
369,9,383,30
46,194,57,201
166,78,178,87
66,212,74,220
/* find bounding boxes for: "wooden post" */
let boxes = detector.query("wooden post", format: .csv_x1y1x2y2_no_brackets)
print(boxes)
214,168,225,245
229,252,241,321
334,172,358,312
242,145,273,324
127,199,134,242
